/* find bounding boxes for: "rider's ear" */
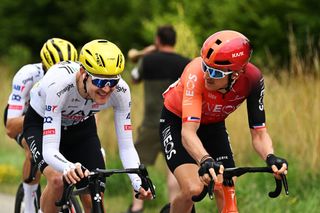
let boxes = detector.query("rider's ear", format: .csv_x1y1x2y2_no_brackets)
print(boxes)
79,66,87,78
231,72,240,80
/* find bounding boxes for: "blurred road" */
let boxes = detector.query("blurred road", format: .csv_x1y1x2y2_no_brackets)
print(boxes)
0,193,14,212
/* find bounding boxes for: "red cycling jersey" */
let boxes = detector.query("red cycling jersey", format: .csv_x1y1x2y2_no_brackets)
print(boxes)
163,57,266,128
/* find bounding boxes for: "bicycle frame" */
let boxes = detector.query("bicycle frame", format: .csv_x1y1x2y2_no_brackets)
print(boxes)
192,166,289,213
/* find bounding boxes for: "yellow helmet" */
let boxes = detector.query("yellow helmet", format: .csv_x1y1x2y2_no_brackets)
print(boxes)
79,39,125,76
40,38,78,70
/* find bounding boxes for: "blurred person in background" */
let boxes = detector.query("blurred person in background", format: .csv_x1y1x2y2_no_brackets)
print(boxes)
4,38,78,213
127,25,190,213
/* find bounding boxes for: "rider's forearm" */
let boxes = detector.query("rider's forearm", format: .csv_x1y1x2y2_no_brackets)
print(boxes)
118,144,142,191
114,110,141,189
6,116,24,139
181,129,209,164
250,128,274,160
43,142,74,173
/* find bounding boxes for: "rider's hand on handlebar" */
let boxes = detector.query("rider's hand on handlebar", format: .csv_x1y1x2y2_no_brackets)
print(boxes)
266,154,288,179
63,162,90,184
136,187,154,200
198,157,224,185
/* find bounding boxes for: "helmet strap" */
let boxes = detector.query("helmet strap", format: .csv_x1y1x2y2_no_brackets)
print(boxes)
83,73,89,94
224,74,233,92
226,72,240,91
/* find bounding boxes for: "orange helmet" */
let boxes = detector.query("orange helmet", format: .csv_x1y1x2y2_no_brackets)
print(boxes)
201,30,252,71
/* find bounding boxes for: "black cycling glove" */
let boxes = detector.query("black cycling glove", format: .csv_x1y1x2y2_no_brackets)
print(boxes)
198,157,222,177
266,154,288,170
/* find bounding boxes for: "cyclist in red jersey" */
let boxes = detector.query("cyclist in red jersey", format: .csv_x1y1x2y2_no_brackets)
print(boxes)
159,30,288,212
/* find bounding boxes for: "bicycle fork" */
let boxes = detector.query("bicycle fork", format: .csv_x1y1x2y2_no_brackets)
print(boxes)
88,178,104,213
215,179,238,213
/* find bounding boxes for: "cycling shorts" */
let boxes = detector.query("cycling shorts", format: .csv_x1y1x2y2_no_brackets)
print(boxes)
3,104,24,147
23,106,106,189
159,106,235,173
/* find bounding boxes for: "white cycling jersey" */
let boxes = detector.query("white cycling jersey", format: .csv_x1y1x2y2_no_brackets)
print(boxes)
30,61,141,189
7,63,45,118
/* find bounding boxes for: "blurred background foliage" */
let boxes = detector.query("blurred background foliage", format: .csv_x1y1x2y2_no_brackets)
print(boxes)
0,1,319,211
0,0,319,75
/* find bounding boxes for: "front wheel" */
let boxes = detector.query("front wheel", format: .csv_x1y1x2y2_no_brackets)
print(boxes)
14,182,41,213
69,196,82,213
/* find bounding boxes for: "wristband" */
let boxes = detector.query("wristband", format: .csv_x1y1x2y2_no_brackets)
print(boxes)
199,154,212,165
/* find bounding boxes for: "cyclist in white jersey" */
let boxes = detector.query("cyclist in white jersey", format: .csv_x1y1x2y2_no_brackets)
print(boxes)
5,38,78,213
23,39,153,213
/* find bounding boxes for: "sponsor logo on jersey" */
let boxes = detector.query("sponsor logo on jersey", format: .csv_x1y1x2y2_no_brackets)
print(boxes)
115,85,127,93
44,116,53,123
56,84,74,97
162,126,176,160
43,128,56,135
62,110,99,123
22,76,33,84
8,105,23,110
45,105,58,112
124,125,132,130
35,70,41,78
208,93,216,100
228,95,245,102
11,94,21,101
54,154,68,163
216,156,229,161
258,78,265,111
13,84,25,92
30,139,40,161
71,98,81,102
183,73,198,106
203,103,241,115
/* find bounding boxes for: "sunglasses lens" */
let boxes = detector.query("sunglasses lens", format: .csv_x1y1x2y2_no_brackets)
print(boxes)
202,62,223,79
92,78,119,88
209,69,223,78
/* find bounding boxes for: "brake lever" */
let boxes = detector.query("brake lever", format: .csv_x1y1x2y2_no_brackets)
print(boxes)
280,174,289,195
208,180,214,200
135,165,156,199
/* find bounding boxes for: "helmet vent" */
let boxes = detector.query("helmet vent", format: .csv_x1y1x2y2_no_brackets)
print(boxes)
215,60,231,65
85,59,93,68
97,40,108,43
116,55,120,67
85,49,93,56
51,41,63,62
215,39,222,45
99,55,105,67
67,44,71,60
206,48,214,59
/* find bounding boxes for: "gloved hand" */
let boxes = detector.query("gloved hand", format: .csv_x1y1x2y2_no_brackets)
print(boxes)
266,154,288,169
198,157,223,184
266,154,288,179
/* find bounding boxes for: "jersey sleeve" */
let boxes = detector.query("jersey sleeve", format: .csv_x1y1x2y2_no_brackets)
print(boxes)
246,74,266,129
7,65,34,118
181,60,204,123
42,81,74,172
110,80,141,188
